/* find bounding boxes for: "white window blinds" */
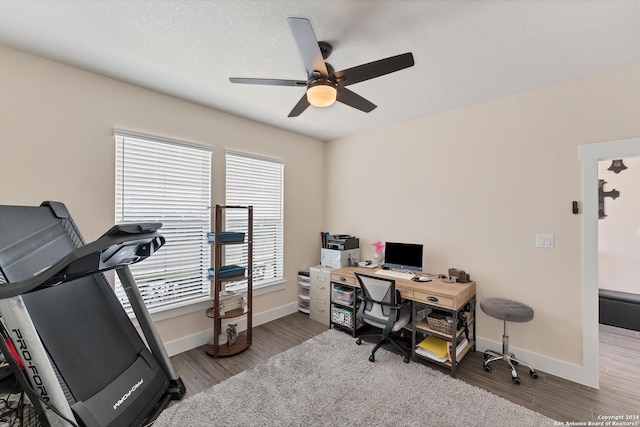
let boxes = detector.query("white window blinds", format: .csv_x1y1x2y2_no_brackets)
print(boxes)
115,131,212,312
225,151,284,290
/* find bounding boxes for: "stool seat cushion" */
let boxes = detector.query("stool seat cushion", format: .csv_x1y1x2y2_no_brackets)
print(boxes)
481,298,534,322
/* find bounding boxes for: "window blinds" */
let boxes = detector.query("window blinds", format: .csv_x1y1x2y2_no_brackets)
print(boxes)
225,151,284,290
115,132,212,312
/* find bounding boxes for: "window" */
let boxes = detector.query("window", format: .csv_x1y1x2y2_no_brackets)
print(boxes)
225,151,284,291
115,130,212,313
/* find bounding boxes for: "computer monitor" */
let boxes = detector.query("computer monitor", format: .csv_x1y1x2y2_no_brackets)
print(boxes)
383,242,423,272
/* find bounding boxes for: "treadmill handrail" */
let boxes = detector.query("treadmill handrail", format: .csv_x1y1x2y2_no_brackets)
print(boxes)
0,223,165,299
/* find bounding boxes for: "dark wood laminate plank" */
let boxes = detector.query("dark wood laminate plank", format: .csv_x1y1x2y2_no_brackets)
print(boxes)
169,313,639,422
170,311,328,398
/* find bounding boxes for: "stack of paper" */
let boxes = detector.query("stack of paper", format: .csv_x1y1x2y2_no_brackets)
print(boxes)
416,336,449,360
448,337,468,361
415,335,468,363
218,291,246,314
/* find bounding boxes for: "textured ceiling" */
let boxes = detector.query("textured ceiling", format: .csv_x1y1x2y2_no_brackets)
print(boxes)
1,1,640,141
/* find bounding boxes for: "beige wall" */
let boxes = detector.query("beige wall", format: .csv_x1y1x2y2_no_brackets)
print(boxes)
326,63,640,369
4,41,640,384
598,157,640,294
0,45,325,345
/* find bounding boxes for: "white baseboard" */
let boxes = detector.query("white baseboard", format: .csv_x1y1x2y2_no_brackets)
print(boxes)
163,301,299,357
475,337,588,387
163,306,589,387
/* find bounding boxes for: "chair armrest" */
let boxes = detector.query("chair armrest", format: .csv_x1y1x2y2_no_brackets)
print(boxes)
378,299,409,310
384,302,405,310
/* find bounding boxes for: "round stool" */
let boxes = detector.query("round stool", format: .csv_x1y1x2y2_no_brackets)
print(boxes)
480,297,539,384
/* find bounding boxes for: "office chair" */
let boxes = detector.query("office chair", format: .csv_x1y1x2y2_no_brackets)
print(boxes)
354,272,412,363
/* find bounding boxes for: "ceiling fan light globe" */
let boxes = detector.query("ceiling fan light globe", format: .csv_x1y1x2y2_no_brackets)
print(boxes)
307,83,337,107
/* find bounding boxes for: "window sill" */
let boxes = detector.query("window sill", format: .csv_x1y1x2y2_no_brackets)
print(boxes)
129,278,287,325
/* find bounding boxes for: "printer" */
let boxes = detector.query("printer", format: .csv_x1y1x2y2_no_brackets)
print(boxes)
326,234,359,251
321,234,360,268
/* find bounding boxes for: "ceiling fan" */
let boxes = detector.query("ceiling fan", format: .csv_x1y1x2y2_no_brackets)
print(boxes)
229,17,415,117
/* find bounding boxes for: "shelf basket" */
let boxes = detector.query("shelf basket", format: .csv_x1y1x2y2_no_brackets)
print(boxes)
331,306,354,328
426,311,454,335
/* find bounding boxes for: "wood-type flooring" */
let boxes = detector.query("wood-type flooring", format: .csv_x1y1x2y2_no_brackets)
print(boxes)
169,312,640,423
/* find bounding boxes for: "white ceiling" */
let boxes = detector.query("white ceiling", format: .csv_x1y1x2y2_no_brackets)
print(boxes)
1,1,640,142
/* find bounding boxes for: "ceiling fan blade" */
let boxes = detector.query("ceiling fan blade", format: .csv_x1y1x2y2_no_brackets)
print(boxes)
287,17,328,79
229,77,307,87
288,93,311,117
334,52,414,87
336,88,377,113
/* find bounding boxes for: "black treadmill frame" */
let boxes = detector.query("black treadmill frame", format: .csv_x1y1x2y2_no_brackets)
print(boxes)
0,201,185,426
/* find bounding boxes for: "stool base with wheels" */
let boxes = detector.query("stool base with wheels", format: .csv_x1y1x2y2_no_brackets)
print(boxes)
481,298,539,385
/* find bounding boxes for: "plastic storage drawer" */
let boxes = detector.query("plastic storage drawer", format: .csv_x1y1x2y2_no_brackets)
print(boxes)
332,286,354,305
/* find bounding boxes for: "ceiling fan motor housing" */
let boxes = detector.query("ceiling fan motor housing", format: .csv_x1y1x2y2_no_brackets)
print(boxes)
318,41,333,60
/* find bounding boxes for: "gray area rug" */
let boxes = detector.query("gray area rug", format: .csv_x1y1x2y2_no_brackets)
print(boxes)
154,329,555,426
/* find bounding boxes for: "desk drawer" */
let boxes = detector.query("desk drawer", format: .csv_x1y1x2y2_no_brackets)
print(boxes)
399,289,413,300
331,272,356,286
413,291,454,309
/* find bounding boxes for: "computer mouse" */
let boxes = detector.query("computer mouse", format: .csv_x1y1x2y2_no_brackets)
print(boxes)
417,276,431,282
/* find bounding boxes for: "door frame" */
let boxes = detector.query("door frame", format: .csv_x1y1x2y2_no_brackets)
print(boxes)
579,137,640,388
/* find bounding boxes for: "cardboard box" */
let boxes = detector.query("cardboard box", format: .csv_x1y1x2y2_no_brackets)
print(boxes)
320,248,360,269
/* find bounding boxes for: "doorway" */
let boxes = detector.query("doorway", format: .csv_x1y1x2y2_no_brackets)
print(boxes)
580,137,640,388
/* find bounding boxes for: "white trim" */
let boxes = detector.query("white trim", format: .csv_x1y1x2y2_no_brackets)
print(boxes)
224,149,286,165
128,280,287,326
162,301,301,357
114,129,214,152
579,137,640,388
476,338,585,385
164,306,589,379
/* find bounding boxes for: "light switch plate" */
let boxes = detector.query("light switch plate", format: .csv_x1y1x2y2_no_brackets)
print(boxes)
536,234,554,248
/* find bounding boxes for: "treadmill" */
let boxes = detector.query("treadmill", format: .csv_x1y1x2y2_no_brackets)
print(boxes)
0,201,185,426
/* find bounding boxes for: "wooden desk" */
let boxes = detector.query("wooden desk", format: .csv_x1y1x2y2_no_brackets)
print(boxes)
331,267,475,310
330,266,476,376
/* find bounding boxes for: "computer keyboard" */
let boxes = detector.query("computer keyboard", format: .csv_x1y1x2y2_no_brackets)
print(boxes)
374,269,416,280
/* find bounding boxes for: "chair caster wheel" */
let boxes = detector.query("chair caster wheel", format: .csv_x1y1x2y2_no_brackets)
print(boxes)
369,354,375,362
530,370,539,379
356,338,362,345
484,365,492,373
403,356,410,364
512,376,521,385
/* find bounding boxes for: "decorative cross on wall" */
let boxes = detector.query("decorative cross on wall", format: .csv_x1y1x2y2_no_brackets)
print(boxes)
598,179,620,219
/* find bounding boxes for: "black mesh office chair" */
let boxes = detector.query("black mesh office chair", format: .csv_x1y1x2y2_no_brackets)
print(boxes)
354,272,412,363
